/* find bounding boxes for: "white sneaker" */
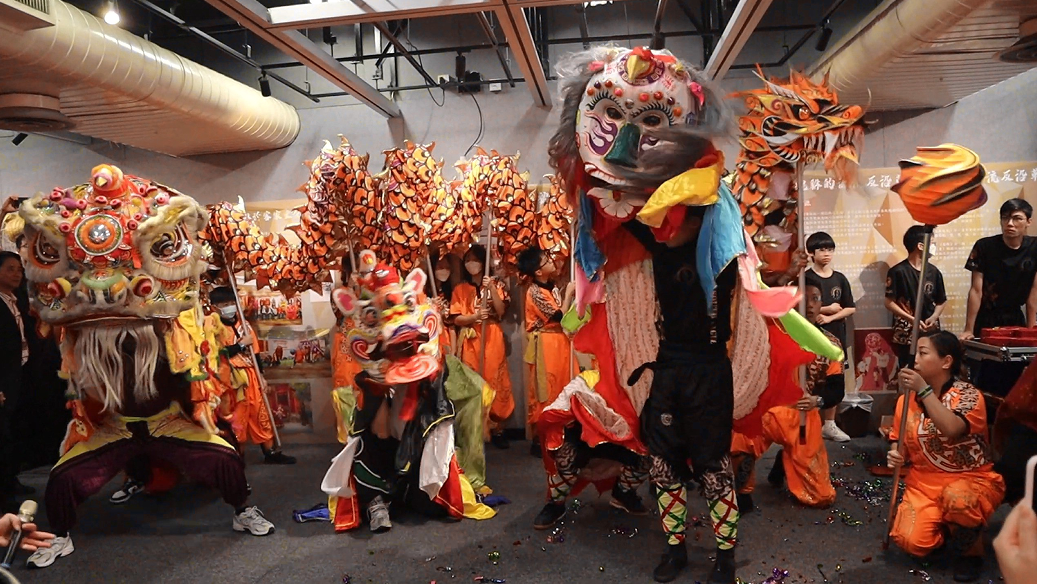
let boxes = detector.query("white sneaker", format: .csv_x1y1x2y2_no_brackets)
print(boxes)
109,480,145,504
368,496,392,533
233,506,274,536
26,535,74,568
822,421,851,442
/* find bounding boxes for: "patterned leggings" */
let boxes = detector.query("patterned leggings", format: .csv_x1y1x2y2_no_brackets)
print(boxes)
546,440,651,502
650,454,739,550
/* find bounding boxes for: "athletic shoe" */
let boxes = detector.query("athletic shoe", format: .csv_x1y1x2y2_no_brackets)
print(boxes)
610,486,649,515
368,496,392,532
822,420,851,442
26,535,74,568
532,502,566,530
263,450,297,465
109,480,145,504
233,506,275,536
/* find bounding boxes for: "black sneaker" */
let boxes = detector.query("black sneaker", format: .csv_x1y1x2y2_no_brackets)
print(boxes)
533,502,567,530
708,547,736,584
109,479,146,504
952,556,982,582
264,450,297,465
529,437,542,458
653,543,688,583
610,486,649,515
736,493,755,515
491,433,509,450
767,449,786,487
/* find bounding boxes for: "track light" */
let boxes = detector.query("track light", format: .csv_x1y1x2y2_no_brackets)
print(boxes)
12,133,27,146
816,19,833,51
103,0,120,25
259,73,271,97
322,26,336,46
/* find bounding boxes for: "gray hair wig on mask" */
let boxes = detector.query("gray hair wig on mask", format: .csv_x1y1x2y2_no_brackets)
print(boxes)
547,45,735,195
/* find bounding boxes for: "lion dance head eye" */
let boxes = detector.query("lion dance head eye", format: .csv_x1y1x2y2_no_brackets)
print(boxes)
33,235,61,266
150,229,186,260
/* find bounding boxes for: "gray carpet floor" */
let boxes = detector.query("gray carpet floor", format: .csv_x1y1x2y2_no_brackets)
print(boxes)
10,435,1009,583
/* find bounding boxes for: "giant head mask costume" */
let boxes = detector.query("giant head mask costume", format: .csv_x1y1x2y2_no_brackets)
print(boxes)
19,164,209,412
553,46,730,225
332,250,442,385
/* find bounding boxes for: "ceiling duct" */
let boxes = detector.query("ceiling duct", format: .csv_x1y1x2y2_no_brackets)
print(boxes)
807,0,1036,111
997,17,1037,63
0,0,300,156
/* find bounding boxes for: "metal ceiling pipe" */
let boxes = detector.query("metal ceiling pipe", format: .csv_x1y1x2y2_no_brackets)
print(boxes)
807,0,992,91
0,0,300,155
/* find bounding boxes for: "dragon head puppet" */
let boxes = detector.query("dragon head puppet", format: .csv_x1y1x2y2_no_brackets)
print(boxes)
18,164,208,412
332,250,442,385
549,45,732,243
732,69,866,256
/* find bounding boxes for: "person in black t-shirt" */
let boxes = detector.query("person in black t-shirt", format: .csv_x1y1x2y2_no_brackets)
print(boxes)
805,232,855,443
962,198,1037,339
885,225,947,369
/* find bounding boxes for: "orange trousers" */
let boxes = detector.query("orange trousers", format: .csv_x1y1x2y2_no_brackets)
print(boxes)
460,322,513,430
891,472,1005,557
761,406,836,508
525,330,578,426
229,366,274,445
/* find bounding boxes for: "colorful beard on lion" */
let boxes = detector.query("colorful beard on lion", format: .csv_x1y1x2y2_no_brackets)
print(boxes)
331,249,442,385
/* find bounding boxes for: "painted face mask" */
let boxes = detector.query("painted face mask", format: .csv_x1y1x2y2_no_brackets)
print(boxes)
576,47,701,219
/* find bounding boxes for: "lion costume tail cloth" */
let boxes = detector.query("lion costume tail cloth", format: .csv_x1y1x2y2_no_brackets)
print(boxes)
536,47,843,564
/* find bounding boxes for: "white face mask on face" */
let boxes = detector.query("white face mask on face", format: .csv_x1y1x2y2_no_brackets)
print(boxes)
219,306,237,319
465,261,482,276
434,269,451,282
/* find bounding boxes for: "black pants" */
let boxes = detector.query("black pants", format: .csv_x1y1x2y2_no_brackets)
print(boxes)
633,345,733,481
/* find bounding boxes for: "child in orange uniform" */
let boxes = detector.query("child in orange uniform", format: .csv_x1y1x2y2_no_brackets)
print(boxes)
760,278,841,508
451,244,513,449
210,287,295,465
517,247,576,458
887,331,1004,582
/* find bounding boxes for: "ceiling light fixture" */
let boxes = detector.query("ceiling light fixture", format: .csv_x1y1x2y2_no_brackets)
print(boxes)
815,19,833,51
103,0,120,25
259,72,271,97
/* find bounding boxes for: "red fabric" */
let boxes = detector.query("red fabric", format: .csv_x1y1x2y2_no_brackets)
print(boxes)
431,456,465,520
650,205,687,242
400,383,419,422
144,459,180,494
332,477,361,533
732,321,815,439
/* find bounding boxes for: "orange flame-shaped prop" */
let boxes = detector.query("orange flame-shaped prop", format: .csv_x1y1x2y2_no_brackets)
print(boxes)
891,144,988,226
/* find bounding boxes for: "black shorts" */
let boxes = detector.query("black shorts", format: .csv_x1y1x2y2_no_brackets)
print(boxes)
633,345,733,481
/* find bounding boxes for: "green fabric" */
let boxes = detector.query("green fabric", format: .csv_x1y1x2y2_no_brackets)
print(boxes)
778,309,845,362
444,355,488,490
561,304,591,334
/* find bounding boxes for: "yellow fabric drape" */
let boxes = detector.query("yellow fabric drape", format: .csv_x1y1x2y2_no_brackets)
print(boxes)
637,155,725,228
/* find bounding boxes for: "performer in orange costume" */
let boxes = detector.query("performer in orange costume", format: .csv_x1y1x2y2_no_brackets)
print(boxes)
430,253,460,356
887,331,1004,582
517,246,577,456
210,286,295,464
731,280,840,511
451,244,513,449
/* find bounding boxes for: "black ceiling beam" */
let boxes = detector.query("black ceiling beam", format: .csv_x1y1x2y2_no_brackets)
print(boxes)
372,21,439,88
730,0,849,70
127,0,319,102
574,4,591,49
650,0,669,50
476,13,516,87
262,24,814,71
374,21,404,69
